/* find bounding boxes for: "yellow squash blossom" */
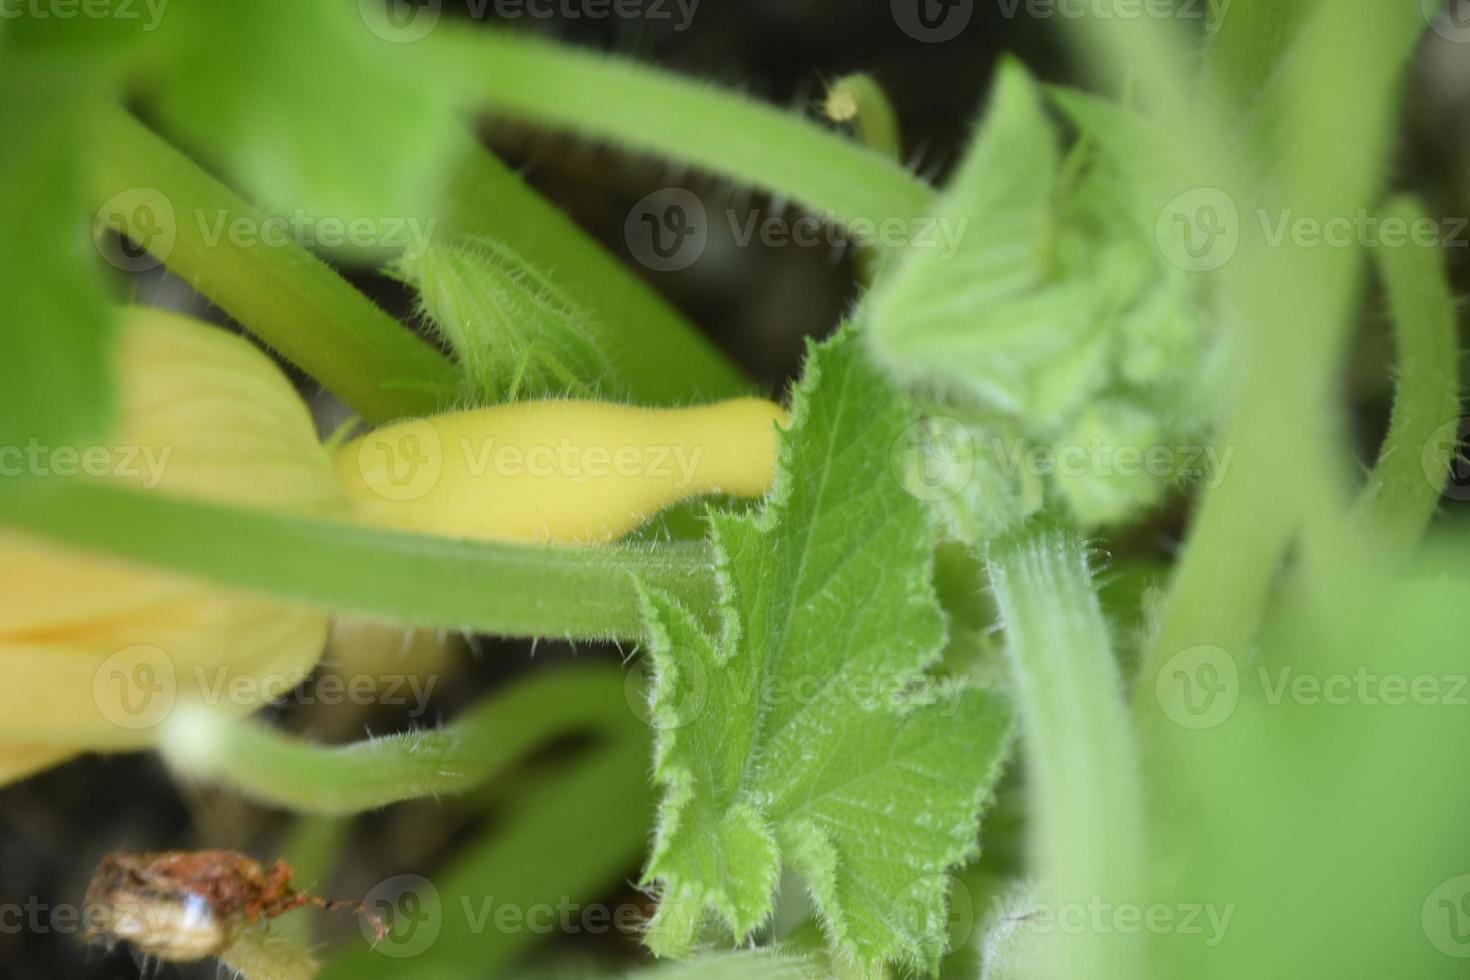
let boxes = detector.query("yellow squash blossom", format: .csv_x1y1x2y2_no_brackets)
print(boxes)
0,307,343,784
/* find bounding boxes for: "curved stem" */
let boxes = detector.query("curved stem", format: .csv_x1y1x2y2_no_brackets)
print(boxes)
1349,195,1463,551
162,665,639,814
449,28,934,229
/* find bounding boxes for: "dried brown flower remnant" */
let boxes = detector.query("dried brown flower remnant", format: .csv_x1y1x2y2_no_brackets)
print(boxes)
83,849,386,963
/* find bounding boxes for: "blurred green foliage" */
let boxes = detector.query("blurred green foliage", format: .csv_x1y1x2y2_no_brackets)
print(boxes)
2,2,1468,979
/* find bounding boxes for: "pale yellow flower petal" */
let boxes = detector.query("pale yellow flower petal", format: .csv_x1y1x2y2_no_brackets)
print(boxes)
0,308,341,782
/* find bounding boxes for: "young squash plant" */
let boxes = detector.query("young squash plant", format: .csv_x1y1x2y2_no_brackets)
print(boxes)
2,3,1468,980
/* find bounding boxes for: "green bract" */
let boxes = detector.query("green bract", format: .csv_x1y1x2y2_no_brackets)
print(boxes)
866,60,1224,529
394,235,623,403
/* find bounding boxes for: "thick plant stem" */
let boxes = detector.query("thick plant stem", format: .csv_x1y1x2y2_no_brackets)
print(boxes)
988,527,1145,980
162,665,640,814
90,109,461,423
0,479,719,641
1125,4,1423,723
451,29,934,229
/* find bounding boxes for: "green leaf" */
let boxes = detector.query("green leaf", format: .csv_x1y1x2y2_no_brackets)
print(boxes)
153,2,464,225
637,328,1013,976
394,236,623,403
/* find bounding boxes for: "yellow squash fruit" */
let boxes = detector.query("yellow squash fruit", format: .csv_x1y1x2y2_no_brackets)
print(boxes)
335,397,785,544
0,307,343,784
320,397,783,725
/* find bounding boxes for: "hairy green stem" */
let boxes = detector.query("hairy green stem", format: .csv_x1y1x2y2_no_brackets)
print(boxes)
320,734,653,979
90,109,460,422
162,665,639,814
0,479,718,641
988,526,1145,980
448,28,933,228
1349,196,1463,551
